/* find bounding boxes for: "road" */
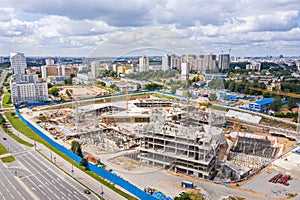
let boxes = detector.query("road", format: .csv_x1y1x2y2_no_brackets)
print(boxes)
0,127,99,200
4,112,128,200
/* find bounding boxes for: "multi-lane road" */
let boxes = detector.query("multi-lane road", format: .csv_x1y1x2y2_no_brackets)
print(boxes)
0,126,99,200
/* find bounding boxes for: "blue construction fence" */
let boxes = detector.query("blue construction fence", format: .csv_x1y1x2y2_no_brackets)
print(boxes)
15,109,157,200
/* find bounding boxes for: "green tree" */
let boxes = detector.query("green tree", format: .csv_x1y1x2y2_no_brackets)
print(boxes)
262,91,271,98
174,193,191,200
171,84,179,94
136,83,141,91
110,84,117,89
71,140,83,158
80,157,88,169
270,98,282,112
49,87,59,96
144,83,162,91
209,93,217,101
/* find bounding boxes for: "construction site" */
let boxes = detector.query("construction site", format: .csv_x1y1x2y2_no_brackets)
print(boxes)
20,86,298,184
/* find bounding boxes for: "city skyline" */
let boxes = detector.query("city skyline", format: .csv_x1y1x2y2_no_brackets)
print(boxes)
0,0,300,57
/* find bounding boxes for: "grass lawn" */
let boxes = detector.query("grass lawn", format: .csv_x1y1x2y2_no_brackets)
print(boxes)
0,143,9,154
1,155,15,163
5,111,137,200
2,91,13,108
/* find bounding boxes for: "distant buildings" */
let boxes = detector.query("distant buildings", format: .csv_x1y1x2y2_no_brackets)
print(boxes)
296,60,300,71
162,54,175,71
139,55,149,72
218,54,230,70
181,63,190,81
10,52,48,105
41,58,78,82
246,62,261,71
10,52,27,75
163,54,217,72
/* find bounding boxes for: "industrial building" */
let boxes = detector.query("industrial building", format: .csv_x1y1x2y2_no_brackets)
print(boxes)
248,98,274,112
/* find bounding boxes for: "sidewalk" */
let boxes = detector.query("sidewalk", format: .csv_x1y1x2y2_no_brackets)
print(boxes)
2,113,127,200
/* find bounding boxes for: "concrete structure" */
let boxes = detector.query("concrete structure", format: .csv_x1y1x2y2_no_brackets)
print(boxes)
10,74,48,105
10,52,27,75
195,54,217,71
181,63,189,81
139,121,223,179
248,98,274,112
139,55,149,72
218,54,230,70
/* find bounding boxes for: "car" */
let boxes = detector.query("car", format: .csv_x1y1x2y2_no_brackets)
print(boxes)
2,137,7,140
83,189,91,194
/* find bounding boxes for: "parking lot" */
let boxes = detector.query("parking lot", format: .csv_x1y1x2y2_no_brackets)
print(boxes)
241,170,300,199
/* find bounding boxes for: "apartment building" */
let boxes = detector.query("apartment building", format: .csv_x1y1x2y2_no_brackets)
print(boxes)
10,74,48,105
10,52,27,75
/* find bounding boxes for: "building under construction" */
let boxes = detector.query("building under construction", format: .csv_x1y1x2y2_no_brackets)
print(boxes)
138,108,224,179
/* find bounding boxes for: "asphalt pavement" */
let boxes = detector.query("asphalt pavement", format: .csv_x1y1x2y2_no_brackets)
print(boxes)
0,128,99,200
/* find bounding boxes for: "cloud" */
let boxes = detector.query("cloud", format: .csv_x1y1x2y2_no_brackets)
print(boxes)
0,0,299,56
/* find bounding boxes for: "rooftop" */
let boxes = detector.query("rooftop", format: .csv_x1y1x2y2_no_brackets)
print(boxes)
254,98,274,105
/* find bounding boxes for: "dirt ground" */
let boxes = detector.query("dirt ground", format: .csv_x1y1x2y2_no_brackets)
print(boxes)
57,85,108,98
109,156,145,171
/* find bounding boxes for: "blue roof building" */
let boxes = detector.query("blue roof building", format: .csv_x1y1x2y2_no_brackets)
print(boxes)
248,98,274,112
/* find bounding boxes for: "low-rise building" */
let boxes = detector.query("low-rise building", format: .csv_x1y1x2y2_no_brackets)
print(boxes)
248,98,274,112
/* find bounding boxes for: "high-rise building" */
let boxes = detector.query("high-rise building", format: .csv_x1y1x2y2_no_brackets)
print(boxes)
296,60,300,71
45,58,55,66
139,55,149,72
10,74,48,105
181,63,190,81
10,52,27,75
10,53,48,105
162,54,174,71
246,62,261,71
218,54,230,70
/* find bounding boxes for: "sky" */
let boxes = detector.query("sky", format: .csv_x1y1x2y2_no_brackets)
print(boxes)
1,0,300,57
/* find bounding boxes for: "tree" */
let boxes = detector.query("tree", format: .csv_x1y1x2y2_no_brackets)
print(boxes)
209,93,217,101
136,83,141,91
262,91,271,98
174,193,191,200
171,84,179,94
96,81,106,87
110,84,117,89
144,83,163,91
80,157,88,169
49,87,59,96
270,98,282,112
71,140,83,158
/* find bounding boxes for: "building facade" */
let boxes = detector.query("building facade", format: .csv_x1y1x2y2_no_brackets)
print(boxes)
181,63,189,81
10,74,48,105
10,52,27,75
218,54,230,70
139,55,149,72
